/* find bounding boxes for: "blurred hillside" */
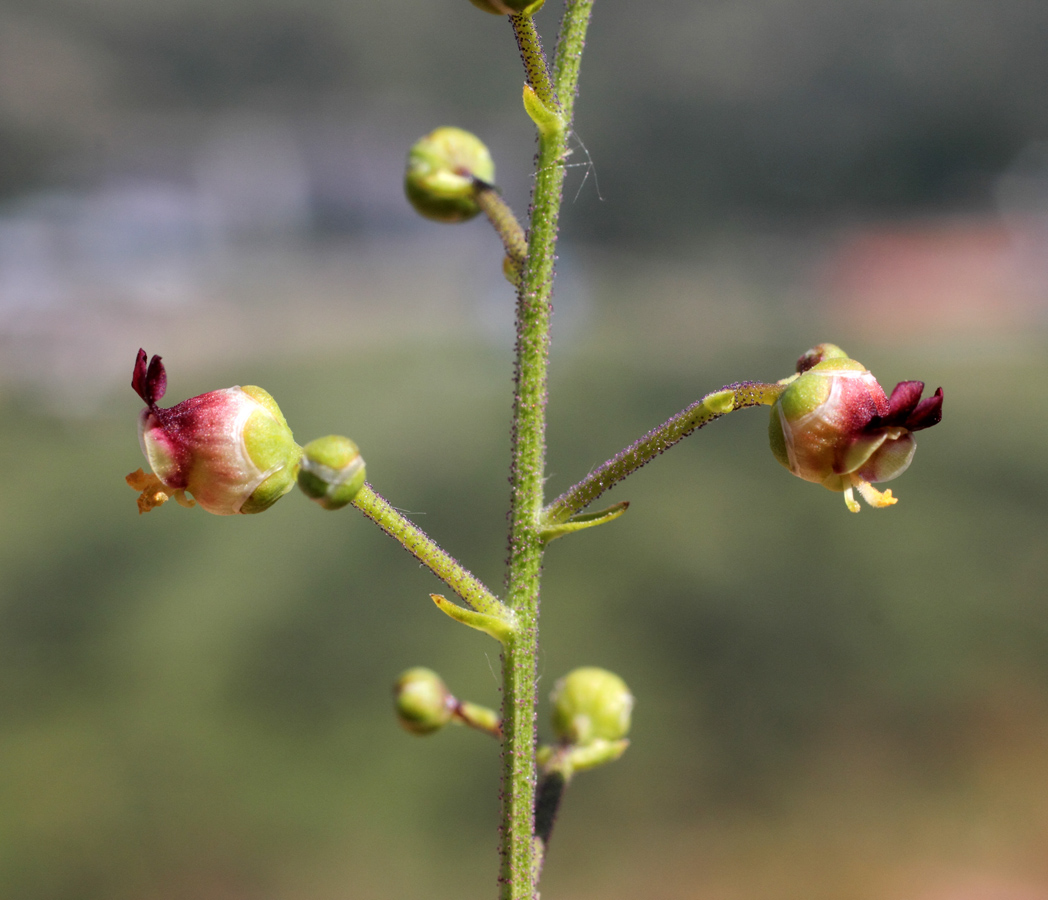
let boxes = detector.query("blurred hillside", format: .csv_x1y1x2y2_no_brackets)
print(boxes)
3,1,1048,899
4,272,1048,899
4,0,1048,238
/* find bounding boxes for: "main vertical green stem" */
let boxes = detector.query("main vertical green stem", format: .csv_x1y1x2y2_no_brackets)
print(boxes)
500,3,593,898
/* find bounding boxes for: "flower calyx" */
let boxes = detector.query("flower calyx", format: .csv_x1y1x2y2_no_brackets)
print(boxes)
297,435,366,510
394,668,455,735
540,667,633,779
550,667,632,747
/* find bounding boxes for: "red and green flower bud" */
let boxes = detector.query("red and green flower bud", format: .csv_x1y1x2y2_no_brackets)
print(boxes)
550,667,633,746
405,127,495,223
128,350,300,515
394,667,454,735
468,0,545,14
298,435,366,511
769,344,943,512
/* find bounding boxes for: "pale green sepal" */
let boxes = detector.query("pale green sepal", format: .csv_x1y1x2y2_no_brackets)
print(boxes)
238,385,301,514
523,84,564,137
560,738,630,774
538,739,630,778
539,501,629,544
431,594,516,644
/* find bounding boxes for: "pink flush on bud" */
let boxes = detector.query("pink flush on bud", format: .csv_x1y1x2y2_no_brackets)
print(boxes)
769,344,943,512
127,349,300,515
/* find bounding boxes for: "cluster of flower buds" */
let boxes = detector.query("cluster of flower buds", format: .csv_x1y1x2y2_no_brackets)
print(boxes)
768,343,943,512
128,350,366,515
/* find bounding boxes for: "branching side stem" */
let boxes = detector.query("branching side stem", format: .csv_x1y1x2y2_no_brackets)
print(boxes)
509,14,559,111
477,186,528,268
545,382,785,523
351,483,506,618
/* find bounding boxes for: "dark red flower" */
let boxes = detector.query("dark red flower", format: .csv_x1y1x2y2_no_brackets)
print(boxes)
769,344,943,511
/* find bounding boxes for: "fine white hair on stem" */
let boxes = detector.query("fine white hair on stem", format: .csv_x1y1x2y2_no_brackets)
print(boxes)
530,130,604,203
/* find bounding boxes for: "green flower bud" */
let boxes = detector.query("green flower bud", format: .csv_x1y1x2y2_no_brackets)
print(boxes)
550,667,633,746
468,0,545,14
297,435,366,510
405,127,495,223
394,667,454,735
795,342,850,373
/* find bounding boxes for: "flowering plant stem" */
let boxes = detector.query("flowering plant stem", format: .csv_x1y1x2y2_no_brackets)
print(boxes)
356,6,773,893
499,4,593,897
123,2,945,893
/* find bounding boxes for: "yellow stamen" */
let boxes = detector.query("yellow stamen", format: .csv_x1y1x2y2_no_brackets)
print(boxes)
842,486,861,513
854,477,898,509
126,468,175,514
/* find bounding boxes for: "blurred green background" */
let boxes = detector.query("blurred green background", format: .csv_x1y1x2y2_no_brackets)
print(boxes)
3,0,1048,898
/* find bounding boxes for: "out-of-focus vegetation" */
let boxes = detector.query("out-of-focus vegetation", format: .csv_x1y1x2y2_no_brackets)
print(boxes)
3,0,1048,897
3,274,1048,898
4,0,1048,239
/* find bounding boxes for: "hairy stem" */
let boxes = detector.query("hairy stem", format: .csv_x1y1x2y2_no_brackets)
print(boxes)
351,483,505,617
544,382,785,523
509,14,559,111
499,3,593,898
477,186,528,268
551,0,593,125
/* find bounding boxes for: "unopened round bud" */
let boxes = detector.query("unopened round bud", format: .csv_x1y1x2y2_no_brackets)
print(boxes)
405,127,495,223
297,435,366,510
394,667,454,735
468,0,545,14
550,667,633,746
795,342,849,374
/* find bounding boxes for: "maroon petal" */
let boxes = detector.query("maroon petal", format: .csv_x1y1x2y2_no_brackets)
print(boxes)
887,381,925,420
146,354,167,403
905,387,943,432
868,381,931,431
132,348,149,403
132,349,167,406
